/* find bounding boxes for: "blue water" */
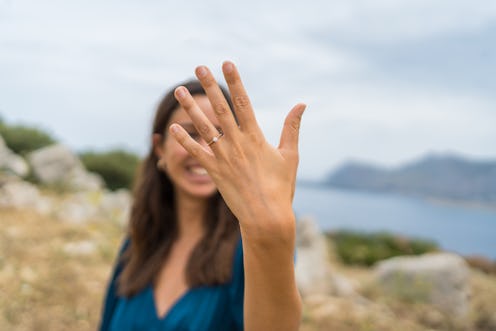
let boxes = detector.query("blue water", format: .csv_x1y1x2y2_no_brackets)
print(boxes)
293,185,496,259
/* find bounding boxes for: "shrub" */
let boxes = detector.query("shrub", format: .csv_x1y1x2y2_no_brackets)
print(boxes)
0,121,56,155
80,149,141,190
327,230,438,266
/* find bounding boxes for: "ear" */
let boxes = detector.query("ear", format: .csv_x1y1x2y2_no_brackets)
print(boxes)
152,133,165,159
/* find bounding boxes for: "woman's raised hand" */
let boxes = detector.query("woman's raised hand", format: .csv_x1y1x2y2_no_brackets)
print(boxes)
170,61,305,243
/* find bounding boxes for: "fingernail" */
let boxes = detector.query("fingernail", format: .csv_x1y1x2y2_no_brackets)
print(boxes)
170,124,179,134
176,87,186,98
196,66,208,78
223,61,234,73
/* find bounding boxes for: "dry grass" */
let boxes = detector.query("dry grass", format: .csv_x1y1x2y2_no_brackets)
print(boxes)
1,206,496,331
0,208,123,331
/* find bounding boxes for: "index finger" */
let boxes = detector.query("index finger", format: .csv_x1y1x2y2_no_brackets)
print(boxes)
222,61,261,135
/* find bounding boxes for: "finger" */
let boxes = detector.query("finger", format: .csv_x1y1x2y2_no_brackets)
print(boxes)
222,61,261,134
169,123,215,166
278,103,306,152
195,65,239,136
174,86,223,149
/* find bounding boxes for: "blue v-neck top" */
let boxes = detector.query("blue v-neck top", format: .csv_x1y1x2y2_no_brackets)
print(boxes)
99,239,244,331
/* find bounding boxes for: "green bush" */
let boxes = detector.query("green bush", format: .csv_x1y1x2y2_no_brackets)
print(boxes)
327,230,438,266
80,150,141,190
0,121,56,155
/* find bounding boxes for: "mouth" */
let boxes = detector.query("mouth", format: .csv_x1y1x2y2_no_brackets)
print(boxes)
186,165,209,176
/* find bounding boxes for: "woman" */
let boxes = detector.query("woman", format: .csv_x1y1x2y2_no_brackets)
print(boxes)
99,61,305,331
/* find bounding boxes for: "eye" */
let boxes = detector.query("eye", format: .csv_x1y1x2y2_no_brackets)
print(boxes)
187,130,202,141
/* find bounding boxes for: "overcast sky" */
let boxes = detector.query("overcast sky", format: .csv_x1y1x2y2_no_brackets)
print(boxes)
1,0,495,180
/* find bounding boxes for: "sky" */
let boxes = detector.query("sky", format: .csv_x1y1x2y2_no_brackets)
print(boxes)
1,0,495,180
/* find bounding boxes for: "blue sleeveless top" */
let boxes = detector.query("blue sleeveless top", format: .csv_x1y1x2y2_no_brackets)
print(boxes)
99,239,244,331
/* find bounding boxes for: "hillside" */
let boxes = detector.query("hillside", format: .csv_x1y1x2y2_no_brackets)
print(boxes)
326,154,496,206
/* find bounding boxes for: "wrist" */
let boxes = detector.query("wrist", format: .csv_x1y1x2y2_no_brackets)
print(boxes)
238,211,296,249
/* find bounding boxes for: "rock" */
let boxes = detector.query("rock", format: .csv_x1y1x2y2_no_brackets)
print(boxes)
295,217,335,297
55,192,101,224
55,189,131,224
27,144,103,192
330,273,357,297
0,180,41,210
68,168,104,192
28,144,79,183
0,178,52,213
374,252,470,318
295,217,357,298
99,189,132,225
0,135,29,177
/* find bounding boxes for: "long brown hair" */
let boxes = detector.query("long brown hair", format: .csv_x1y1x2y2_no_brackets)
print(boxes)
118,80,240,297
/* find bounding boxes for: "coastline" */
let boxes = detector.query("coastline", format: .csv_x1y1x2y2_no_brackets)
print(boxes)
294,183,496,260
297,180,496,213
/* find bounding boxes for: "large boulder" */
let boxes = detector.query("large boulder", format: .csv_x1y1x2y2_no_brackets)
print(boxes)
0,135,29,177
296,217,334,297
295,217,355,297
27,144,103,192
374,252,470,318
0,179,51,213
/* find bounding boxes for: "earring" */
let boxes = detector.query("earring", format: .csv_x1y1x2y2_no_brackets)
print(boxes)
157,158,166,171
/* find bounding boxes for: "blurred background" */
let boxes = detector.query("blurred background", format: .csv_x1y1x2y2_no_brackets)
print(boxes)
1,0,496,330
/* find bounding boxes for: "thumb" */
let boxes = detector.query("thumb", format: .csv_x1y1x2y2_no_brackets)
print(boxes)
278,103,306,152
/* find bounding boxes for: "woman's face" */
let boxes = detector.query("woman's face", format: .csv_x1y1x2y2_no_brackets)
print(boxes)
155,95,221,200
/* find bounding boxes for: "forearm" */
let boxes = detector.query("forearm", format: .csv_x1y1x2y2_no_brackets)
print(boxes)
240,213,302,331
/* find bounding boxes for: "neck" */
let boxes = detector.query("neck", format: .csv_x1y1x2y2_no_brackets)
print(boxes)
175,191,209,241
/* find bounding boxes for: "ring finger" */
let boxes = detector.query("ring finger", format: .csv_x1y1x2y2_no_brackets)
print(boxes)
174,86,223,150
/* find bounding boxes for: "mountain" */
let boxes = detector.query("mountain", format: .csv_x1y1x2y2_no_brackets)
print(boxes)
326,154,496,205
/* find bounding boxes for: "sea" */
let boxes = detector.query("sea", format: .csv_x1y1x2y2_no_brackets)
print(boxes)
293,184,496,260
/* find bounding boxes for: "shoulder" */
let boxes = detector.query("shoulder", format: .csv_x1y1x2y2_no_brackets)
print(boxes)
98,237,130,331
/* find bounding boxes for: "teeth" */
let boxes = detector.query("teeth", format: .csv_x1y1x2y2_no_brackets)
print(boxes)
189,166,208,175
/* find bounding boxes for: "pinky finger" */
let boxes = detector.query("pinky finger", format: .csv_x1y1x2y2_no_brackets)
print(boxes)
169,123,215,167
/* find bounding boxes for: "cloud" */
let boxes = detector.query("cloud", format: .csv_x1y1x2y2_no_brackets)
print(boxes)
295,80,496,179
1,0,495,181
302,0,496,42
